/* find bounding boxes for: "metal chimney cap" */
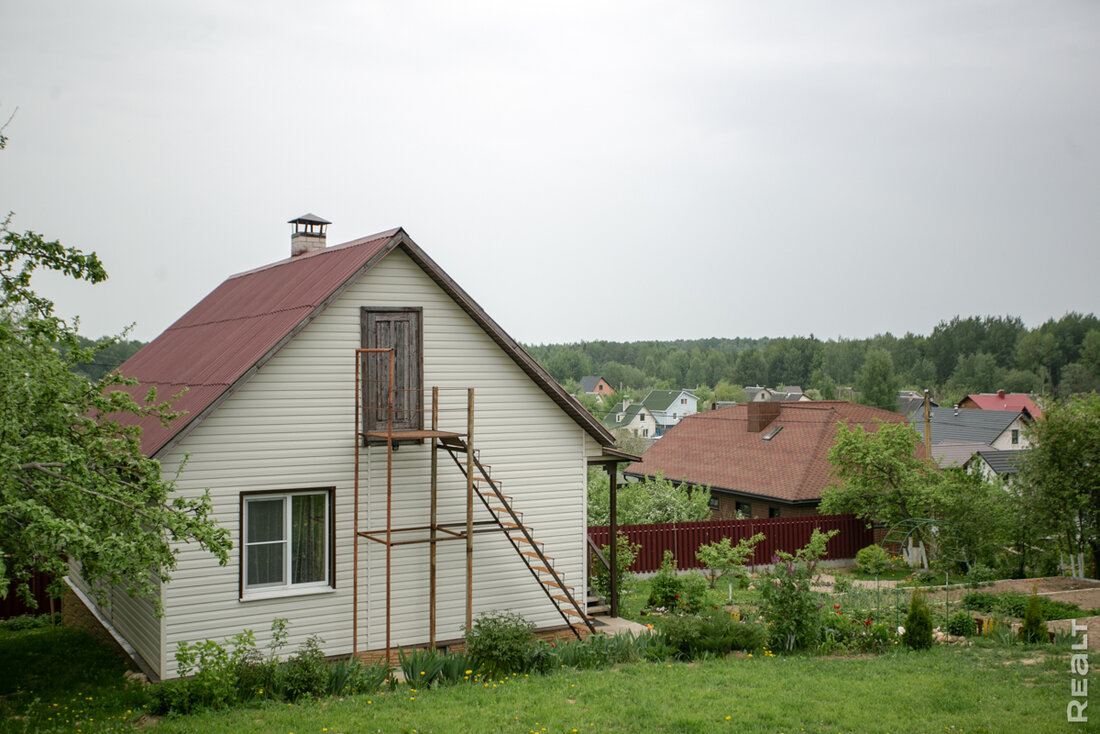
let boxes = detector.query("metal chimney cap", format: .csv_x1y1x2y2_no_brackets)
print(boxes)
288,213,331,225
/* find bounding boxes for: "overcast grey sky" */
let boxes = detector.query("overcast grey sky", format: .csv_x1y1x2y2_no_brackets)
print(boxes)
2,2,1098,345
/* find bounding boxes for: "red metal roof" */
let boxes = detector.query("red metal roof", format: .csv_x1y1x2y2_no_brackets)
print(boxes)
623,401,907,504
113,228,615,456
959,393,1042,419
114,230,399,455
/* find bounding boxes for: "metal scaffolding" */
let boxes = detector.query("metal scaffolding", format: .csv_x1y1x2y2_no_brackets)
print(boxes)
352,347,595,662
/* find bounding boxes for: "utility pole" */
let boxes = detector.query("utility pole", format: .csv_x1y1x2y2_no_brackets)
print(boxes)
923,389,932,460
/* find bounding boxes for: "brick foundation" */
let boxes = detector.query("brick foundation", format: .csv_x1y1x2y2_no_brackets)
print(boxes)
353,624,589,664
60,587,129,662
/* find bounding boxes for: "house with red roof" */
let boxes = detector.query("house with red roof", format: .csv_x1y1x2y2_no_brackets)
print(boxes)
957,390,1042,420
623,401,907,519
67,216,624,680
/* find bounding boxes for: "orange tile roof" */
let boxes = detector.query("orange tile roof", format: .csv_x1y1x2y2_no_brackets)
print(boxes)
623,401,907,504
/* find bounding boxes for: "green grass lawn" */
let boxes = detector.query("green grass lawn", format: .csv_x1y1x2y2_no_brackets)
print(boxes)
0,626,148,733
1,622,1089,734
150,645,1076,734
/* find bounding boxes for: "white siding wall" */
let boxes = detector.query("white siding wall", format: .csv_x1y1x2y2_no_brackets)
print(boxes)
156,250,592,678
67,566,164,676
990,417,1030,450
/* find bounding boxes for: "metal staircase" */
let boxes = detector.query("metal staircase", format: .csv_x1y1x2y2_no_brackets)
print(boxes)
438,435,595,639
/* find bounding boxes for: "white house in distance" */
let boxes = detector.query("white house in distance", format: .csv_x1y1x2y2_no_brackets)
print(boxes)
600,397,657,437
641,389,699,436
67,217,624,680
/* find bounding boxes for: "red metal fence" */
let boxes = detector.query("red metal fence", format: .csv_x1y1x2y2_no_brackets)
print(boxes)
1,571,55,619
587,514,871,573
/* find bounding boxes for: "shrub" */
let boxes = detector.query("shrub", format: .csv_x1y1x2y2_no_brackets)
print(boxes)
658,608,765,659
757,529,838,652
0,613,60,631
438,650,480,684
549,631,645,669
832,575,854,593
646,550,683,608
171,633,248,710
676,572,715,614
855,544,890,576
463,610,536,677
397,647,446,688
283,636,329,701
1018,593,1048,644
965,562,996,586
326,657,391,695
820,607,895,654
962,591,1083,620
947,611,974,637
902,591,933,650
590,532,641,598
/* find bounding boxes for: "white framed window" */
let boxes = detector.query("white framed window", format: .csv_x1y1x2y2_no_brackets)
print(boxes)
241,489,333,597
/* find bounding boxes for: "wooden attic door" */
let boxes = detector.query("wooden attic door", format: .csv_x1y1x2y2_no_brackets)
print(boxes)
361,308,423,434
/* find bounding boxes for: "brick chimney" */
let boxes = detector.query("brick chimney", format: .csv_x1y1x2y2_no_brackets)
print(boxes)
747,401,781,433
289,213,331,257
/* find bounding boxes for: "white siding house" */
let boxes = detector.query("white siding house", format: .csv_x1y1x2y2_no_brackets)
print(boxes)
69,225,619,680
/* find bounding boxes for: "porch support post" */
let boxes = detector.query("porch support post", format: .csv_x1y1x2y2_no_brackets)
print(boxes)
606,462,619,618
430,386,439,648
466,388,475,634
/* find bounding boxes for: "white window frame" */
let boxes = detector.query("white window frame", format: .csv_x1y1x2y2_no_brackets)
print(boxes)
241,489,333,600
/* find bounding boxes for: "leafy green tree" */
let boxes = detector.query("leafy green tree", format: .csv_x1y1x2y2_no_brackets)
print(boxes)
1057,363,1097,396
821,421,937,529
999,368,1042,395
856,348,900,412
1018,393,1100,577
0,213,231,608
695,532,764,589
905,357,938,391
713,380,748,403
68,335,146,381
823,421,1015,568
947,352,1003,396
587,471,711,526
1082,329,1100,377
732,348,767,386
809,368,837,400
1016,330,1057,393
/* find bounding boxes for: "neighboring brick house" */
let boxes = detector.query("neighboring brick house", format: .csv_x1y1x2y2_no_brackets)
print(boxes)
579,375,615,403
957,390,1042,420
641,389,698,436
601,399,657,438
624,401,906,519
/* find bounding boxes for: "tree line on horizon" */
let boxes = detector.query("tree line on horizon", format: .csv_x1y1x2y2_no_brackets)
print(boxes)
525,313,1100,412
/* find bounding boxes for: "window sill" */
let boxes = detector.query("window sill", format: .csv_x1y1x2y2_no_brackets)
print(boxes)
239,585,336,603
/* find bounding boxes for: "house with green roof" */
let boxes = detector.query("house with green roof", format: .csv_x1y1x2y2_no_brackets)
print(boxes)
641,389,699,436
601,398,656,438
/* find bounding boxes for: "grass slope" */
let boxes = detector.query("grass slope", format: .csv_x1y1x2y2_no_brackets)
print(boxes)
0,624,1087,734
